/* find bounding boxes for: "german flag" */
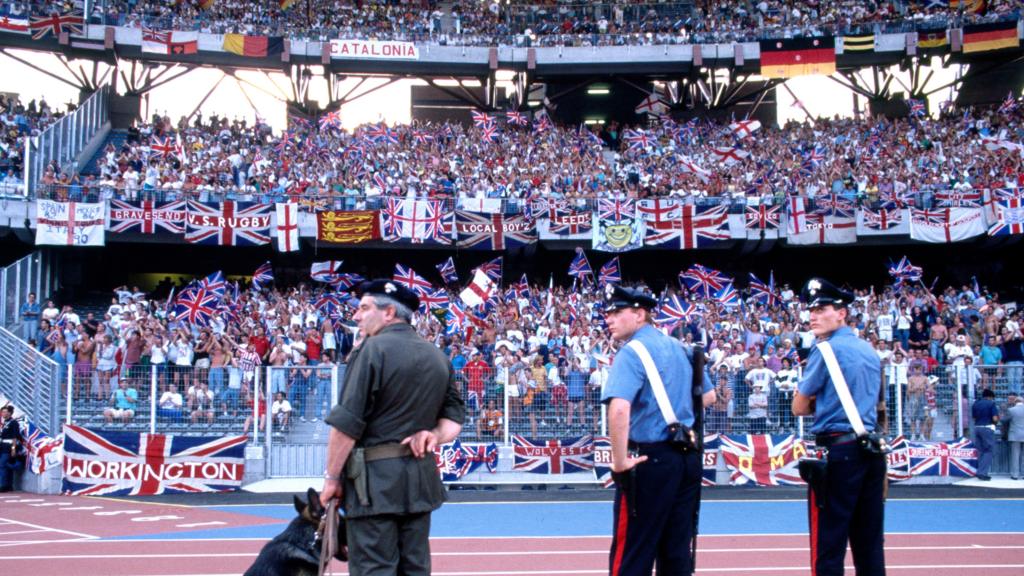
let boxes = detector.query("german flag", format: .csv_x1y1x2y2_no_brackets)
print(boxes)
950,0,987,14
841,35,874,52
280,0,297,8
317,211,382,244
963,21,1018,54
918,29,948,49
222,34,284,58
759,37,836,78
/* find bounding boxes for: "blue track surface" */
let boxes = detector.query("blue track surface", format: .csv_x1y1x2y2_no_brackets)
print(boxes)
112,499,1024,541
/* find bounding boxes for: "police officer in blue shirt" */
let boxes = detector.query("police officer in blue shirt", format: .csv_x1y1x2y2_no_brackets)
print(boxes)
792,277,886,576
601,284,715,576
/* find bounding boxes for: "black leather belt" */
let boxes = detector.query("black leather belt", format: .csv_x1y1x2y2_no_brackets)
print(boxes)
628,440,673,453
815,432,860,448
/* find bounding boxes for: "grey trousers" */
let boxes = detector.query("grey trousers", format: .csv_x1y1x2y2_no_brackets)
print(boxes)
1011,441,1023,479
347,512,432,576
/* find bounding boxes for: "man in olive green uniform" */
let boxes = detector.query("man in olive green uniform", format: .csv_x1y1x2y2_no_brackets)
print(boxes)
321,280,464,575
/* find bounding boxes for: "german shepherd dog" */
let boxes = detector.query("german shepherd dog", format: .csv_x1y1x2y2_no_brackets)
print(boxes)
244,488,348,576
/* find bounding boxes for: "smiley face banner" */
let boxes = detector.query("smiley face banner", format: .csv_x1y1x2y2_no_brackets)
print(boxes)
593,199,644,252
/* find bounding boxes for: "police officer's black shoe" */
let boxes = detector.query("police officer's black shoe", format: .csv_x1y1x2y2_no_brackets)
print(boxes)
977,474,991,481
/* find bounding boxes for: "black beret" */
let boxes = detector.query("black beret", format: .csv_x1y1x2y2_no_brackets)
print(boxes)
602,283,658,313
356,279,420,313
800,277,856,308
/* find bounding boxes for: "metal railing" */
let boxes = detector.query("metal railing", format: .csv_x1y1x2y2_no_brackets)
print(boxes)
0,251,52,333
0,326,62,436
25,85,110,197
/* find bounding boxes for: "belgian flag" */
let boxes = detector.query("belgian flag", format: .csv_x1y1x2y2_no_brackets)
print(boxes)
841,35,874,52
918,29,948,49
223,34,285,58
963,21,1018,54
759,37,836,78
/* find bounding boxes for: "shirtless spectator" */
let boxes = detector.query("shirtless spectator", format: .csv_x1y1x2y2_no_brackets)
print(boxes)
906,364,928,441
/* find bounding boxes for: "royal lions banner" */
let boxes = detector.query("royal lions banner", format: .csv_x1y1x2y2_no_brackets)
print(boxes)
108,200,186,234
61,425,246,496
909,207,985,243
719,434,807,486
512,435,594,474
317,210,382,244
35,200,105,246
185,201,271,245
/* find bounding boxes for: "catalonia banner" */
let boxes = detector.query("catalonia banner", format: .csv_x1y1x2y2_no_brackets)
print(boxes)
317,210,381,244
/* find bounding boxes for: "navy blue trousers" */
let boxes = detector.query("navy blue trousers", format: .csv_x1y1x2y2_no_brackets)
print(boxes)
609,444,701,576
808,442,887,575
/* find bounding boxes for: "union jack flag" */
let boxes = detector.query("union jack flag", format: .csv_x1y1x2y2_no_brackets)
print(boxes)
998,91,1018,115
393,264,433,295
546,206,592,236
622,129,653,152
719,434,806,486
314,293,343,319
655,293,695,329
185,201,271,246
861,206,904,230
61,425,246,496
748,272,780,307
480,123,499,142
476,256,503,281
454,212,536,250
888,256,924,285
172,285,220,326
512,435,594,474
318,110,341,131
679,264,732,298
598,257,622,285
598,199,635,224
29,10,83,39
805,144,827,166
411,129,434,145
418,288,449,313
198,271,227,296
568,247,593,279
533,112,553,132
108,200,187,234
988,197,1024,236
19,419,62,474
252,262,273,290
908,98,926,117
934,189,983,207
149,136,178,158
436,256,459,284
330,273,364,291
714,283,741,307
471,110,495,129
744,204,782,230
907,437,978,477
879,189,911,209
381,198,451,244
510,274,530,300
439,440,499,482
813,193,855,217
506,109,528,126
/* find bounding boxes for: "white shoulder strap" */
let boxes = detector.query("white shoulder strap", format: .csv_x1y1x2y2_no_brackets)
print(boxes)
626,340,678,426
815,341,868,436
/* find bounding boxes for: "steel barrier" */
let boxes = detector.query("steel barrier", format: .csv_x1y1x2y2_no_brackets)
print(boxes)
0,326,62,436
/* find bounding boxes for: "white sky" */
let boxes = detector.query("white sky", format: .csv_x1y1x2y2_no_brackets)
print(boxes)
0,49,964,131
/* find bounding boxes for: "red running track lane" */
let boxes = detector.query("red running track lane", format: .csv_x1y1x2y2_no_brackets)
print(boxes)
1,533,1023,575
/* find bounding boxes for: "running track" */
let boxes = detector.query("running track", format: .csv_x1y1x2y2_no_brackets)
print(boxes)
1,493,1022,575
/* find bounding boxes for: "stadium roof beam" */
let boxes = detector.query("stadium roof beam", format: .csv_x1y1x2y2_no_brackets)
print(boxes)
921,54,1024,98
115,58,198,97
0,48,103,93
424,77,490,110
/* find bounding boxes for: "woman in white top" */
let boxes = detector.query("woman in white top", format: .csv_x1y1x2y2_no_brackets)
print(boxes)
95,334,118,402
171,335,194,391
150,335,168,388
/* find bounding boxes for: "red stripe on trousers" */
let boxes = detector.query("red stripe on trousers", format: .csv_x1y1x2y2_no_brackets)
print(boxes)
611,493,629,576
809,488,819,576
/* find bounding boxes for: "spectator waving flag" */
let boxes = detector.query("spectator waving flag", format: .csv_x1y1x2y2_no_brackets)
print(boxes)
598,257,622,285
459,269,495,308
172,285,220,326
907,99,926,117
393,264,433,295
419,288,449,313
311,261,344,284
622,129,653,152
656,293,695,329
679,264,732,298
318,110,341,131
252,262,273,290
998,91,1018,115
748,272,780,307
436,257,459,284
714,283,741,307
506,109,528,126
199,271,227,296
511,274,530,300
888,257,923,286
568,247,593,279
729,119,761,139
471,110,495,129
475,256,503,282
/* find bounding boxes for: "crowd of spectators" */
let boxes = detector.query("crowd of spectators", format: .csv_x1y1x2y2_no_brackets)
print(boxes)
17,264,1024,442
0,93,66,194
19,0,1011,46
37,93,1024,212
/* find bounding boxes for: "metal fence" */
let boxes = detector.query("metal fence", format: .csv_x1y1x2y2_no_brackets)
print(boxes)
55,360,1021,477
0,251,54,334
25,85,110,197
0,326,62,436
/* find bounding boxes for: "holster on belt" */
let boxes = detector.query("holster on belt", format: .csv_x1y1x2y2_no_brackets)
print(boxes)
798,456,828,510
344,447,370,507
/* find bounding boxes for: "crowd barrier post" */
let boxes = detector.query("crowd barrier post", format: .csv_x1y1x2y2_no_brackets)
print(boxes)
600,404,607,437
149,365,157,434
252,368,261,447
955,380,964,437
263,367,273,452
65,364,73,424
894,379,903,437
797,415,804,440
503,383,510,446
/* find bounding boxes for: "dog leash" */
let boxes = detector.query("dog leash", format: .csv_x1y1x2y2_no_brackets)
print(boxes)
318,499,339,576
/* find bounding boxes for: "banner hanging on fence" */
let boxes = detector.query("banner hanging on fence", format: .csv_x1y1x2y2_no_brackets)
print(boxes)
512,435,594,474
719,434,807,486
61,425,247,496
35,200,105,246
436,439,499,482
